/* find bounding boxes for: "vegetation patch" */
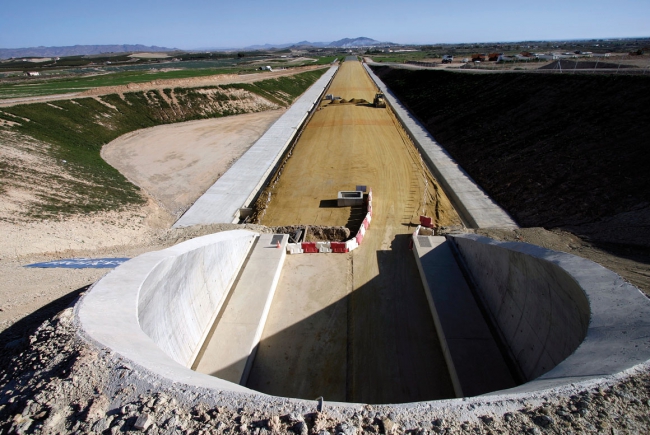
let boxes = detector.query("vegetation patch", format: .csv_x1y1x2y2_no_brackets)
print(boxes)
0,68,327,218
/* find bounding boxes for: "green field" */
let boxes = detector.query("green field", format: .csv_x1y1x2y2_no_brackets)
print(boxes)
0,67,245,100
368,51,431,63
0,68,327,217
0,55,342,100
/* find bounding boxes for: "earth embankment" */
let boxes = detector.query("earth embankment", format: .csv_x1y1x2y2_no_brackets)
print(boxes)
372,66,650,251
0,69,327,219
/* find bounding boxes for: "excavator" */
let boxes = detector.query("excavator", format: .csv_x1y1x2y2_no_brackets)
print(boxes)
373,92,386,108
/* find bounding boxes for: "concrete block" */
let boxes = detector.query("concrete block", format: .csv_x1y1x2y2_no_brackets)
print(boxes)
337,191,364,207
195,234,288,385
76,230,262,395
412,235,516,397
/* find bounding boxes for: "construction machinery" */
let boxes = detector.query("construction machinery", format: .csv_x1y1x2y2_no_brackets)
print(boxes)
373,92,386,108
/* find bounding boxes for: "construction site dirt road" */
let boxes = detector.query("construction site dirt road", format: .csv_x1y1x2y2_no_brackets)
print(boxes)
246,60,462,404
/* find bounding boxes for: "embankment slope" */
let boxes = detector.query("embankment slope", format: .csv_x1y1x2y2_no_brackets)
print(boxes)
372,67,650,250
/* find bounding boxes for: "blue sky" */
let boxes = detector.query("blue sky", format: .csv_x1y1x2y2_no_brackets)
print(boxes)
1,0,648,49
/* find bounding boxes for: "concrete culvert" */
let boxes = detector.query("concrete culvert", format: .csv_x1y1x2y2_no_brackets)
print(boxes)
77,230,650,407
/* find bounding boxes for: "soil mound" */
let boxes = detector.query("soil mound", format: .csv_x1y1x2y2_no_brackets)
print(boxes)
372,66,650,248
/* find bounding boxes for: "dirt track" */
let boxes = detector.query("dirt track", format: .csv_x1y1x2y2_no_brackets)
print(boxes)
101,110,284,216
248,61,461,404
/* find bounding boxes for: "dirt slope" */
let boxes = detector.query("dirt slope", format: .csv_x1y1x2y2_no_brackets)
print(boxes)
101,110,284,216
372,67,650,250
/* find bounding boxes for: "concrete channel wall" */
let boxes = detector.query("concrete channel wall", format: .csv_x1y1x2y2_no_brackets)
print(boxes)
138,232,257,367
173,65,339,228
363,63,517,229
451,234,590,382
76,230,650,406
449,234,650,395
77,231,260,394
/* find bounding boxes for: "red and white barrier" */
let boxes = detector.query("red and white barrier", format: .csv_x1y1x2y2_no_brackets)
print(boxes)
286,187,373,254
301,242,318,253
420,215,433,228
286,243,304,254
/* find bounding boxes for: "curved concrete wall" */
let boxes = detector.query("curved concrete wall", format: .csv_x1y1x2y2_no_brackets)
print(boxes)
77,230,259,394
76,230,650,405
449,234,650,394
138,231,256,367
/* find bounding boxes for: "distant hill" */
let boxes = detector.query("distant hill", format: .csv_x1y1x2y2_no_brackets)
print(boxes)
244,37,395,50
0,45,178,59
328,37,394,47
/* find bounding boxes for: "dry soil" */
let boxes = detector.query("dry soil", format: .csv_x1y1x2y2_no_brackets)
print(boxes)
101,110,284,216
249,60,461,404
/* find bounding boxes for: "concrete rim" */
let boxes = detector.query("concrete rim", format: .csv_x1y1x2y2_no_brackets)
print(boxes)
74,231,650,409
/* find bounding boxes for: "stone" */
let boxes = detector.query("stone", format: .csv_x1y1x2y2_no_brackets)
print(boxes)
268,415,280,430
480,415,494,425
293,420,308,435
336,422,357,435
92,417,113,433
533,415,553,428
134,413,154,431
380,418,398,435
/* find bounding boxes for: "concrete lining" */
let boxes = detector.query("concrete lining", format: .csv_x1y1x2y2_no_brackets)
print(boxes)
363,63,517,229
195,233,288,385
412,234,516,397
77,230,261,394
76,229,650,407
173,66,338,228
449,234,650,395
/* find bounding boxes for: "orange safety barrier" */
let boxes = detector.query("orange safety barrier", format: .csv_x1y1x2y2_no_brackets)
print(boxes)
301,242,318,253
355,231,364,245
330,242,348,253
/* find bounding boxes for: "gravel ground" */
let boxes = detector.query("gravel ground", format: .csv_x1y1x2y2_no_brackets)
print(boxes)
2,306,650,434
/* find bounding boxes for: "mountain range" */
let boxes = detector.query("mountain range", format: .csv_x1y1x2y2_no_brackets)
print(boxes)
0,44,178,59
1,38,395,59
243,37,395,50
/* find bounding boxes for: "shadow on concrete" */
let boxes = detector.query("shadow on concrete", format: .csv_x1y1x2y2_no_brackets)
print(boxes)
0,285,89,368
239,234,456,404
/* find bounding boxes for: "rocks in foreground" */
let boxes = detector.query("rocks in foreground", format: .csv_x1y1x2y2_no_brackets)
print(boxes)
1,306,650,434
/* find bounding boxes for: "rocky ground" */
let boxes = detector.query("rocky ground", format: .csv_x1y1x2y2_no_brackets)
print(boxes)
2,303,650,434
